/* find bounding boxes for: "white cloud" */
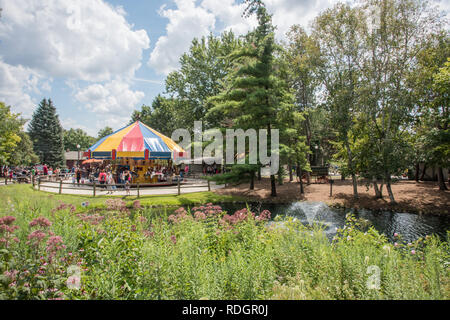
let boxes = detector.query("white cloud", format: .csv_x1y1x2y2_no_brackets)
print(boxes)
148,0,339,75
0,0,150,82
0,60,41,117
75,79,144,116
148,0,216,75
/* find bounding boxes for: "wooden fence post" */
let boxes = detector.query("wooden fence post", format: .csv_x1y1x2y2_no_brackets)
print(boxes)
177,178,181,196
38,177,41,191
4,177,7,185
93,182,96,197
207,179,211,191
59,179,63,194
329,179,334,197
137,183,140,198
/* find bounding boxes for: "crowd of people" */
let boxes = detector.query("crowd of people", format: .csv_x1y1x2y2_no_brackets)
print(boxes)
1,164,67,183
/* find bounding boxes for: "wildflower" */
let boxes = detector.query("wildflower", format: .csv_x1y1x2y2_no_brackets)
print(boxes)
132,200,142,209
411,250,416,255
29,217,52,229
394,242,398,247
0,216,16,225
66,275,81,289
3,270,18,281
143,230,154,238
170,235,177,244
139,216,148,224
131,225,137,232
194,211,206,220
27,230,47,246
46,236,66,256
393,233,399,237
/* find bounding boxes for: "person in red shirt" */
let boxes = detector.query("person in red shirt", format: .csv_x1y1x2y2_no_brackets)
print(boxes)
98,170,107,188
43,164,48,176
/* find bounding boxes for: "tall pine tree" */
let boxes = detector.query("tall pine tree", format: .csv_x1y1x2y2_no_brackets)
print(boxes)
28,98,65,167
209,0,293,196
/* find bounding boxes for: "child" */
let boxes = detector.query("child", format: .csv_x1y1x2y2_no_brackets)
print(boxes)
125,171,131,196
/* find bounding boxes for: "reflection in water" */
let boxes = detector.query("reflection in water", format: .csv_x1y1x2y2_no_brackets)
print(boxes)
217,202,450,243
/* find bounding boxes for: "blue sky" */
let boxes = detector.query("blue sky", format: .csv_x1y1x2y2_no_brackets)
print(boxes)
0,0,448,136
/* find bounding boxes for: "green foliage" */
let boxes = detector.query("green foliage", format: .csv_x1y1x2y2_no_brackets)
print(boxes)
0,190,448,300
131,96,178,137
9,131,39,166
0,102,25,165
28,98,65,167
97,127,114,140
63,128,96,152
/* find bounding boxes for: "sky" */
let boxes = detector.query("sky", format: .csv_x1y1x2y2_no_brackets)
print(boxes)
0,0,449,136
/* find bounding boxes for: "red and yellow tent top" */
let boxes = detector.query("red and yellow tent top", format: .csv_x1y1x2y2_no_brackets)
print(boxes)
85,121,184,160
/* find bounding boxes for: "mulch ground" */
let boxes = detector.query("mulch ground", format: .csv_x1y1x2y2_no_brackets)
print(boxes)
214,178,450,215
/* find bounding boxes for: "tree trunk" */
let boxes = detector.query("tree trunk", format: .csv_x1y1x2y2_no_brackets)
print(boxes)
385,173,396,204
270,174,277,197
257,167,261,181
299,167,304,194
288,162,293,182
278,168,283,185
420,164,426,181
414,163,420,182
345,142,358,199
373,177,383,199
437,167,448,190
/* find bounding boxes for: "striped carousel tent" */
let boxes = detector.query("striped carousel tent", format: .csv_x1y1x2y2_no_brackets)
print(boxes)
85,121,184,160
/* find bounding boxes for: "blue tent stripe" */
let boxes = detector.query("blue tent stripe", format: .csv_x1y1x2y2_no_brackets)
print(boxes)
139,122,171,152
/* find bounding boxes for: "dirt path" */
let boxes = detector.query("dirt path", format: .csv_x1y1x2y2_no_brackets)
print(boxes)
214,178,450,215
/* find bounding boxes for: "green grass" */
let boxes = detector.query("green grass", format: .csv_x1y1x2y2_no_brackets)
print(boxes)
0,184,247,210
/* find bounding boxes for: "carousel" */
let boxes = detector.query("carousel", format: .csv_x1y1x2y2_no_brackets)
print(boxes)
84,121,185,185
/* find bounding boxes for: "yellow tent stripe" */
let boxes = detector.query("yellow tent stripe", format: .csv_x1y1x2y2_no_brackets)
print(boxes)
117,151,145,158
141,122,184,152
96,123,136,152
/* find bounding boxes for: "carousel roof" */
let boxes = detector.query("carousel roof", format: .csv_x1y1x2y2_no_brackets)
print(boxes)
86,121,183,159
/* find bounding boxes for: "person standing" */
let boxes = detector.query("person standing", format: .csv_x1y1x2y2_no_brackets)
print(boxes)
76,167,82,186
98,170,107,189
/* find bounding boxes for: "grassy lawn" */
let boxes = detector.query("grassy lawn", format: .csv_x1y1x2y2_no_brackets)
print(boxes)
0,184,247,210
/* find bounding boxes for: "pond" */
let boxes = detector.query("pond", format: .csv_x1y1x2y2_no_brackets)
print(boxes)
211,201,450,243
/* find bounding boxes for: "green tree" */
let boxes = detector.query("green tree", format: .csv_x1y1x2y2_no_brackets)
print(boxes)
311,3,365,198
63,128,96,151
131,96,178,137
10,131,39,166
359,0,443,202
28,98,65,167
0,102,24,165
165,31,243,131
97,126,114,140
209,1,294,196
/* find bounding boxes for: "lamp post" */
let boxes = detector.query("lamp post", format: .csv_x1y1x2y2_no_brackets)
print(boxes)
77,144,80,167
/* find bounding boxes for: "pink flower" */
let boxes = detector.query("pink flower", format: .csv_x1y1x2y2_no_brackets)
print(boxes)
132,200,142,209
29,217,52,229
411,250,416,255
394,242,398,247
393,233,399,237
66,275,81,289
46,236,66,256
0,216,16,225
27,230,47,246
170,235,177,244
